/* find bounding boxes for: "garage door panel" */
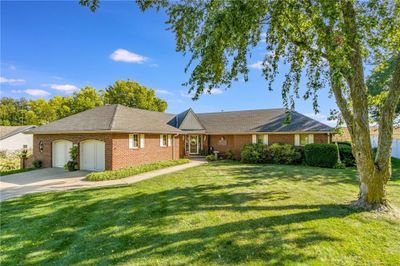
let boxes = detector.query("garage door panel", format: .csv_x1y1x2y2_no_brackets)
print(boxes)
80,140,105,171
52,140,72,168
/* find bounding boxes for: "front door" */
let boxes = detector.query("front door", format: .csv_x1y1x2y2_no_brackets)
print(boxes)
189,135,199,154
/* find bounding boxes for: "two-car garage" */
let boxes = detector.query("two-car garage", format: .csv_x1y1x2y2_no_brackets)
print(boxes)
52,139,105,171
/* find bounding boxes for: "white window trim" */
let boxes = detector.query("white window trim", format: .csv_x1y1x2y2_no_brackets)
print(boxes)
252,134,257,144
263,134,269,145
308,134,314,144
129,133,140,149
140,134,145,148
167,135,172,147
294,134,300,146
160,134,168,147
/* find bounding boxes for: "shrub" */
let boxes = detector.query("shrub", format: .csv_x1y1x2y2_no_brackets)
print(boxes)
65,146,79,171
267,143,301,165
304,144,338,168
85,159,190,181
0,151,21,171
338,143,355,166
224,150,235,160
32,160,42,169
334,162,346,169
205,155,215,161
240,143,267,163
64,161,78,171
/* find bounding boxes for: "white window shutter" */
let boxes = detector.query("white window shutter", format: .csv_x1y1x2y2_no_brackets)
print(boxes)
294,134,300,146
160,135,163,146
308,134,314,144
129,134,133,149
168,135,172,147
252,134,257,144
140,134,145,148
263,134,269,145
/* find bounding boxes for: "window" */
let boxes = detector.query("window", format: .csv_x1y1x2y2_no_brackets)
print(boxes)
300,134,309,146
256,135,264,144
218,136,227,146
160,134,168,147
129,134,139,149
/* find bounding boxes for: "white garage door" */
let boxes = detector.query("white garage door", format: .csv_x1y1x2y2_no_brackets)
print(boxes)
80,140,105,171
52,140,73,168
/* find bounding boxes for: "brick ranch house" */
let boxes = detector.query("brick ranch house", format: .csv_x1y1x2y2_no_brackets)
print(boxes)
26,104,333,171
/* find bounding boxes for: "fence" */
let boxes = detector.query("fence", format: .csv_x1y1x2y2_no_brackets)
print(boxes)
371,136,400,159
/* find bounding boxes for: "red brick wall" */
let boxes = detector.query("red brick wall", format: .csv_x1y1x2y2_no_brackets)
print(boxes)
314,134,329,144
33,133,113,170
269,134,295,145
209,135,235,153
111,133,180,170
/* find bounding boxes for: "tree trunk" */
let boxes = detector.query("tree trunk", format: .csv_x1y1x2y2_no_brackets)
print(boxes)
332,1,399,210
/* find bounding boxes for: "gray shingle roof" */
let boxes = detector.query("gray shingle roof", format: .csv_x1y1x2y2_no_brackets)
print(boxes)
29,105,180,134
197,108,333,133
28,105,332,134
0,125,36,140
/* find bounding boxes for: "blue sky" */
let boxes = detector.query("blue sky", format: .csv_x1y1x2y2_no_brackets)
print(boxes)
1,1,337,125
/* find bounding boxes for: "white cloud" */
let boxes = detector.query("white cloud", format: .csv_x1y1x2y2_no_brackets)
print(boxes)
11,89,50,96
249,61,265,70
180,91,194,98
249,61,263,69
180,88,223,98
149,63,159,68
305,113,337,127
25,89,50,96
0,76,25,85
208,88,223,95
155,89,171,95
49,84,78,93
110,49,148,63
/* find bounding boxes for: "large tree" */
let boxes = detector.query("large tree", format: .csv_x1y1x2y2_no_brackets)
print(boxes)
81,0,400,210
103,80,167,112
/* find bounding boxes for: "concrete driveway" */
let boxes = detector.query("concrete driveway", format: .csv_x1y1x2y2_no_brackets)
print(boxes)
0,160,206,201
0,168,90,201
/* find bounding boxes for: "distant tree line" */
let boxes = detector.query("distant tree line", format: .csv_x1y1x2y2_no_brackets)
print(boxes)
0,80,167,126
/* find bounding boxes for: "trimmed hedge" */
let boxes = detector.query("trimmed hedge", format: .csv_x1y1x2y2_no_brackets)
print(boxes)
240,143,303,164
304,144,338,168
240,143,268,163
268,143,302,164
85,159,190,181
338,144,355,166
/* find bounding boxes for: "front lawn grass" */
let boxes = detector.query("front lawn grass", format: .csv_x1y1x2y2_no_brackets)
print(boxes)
1,161,399,265
0,167,36,176
84,159,190,181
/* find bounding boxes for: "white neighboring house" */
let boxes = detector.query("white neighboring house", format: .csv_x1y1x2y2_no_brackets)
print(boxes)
0,126,36,153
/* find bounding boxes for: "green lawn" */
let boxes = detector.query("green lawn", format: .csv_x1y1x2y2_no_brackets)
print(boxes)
0,167,36,176
1,160,399,265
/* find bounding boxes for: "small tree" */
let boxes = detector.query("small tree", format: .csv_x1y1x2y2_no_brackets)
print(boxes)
65,145,79,172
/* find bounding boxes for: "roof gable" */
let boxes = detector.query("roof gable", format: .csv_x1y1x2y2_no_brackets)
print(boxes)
0,126,36,140
174,108,205,131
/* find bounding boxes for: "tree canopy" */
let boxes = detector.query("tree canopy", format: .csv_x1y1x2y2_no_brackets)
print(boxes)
81,0,400,209
367,58,400,123
1,80,167,126
104,80,167,112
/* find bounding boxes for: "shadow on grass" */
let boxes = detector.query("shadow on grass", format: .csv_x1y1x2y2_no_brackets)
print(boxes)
1,172,357,265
